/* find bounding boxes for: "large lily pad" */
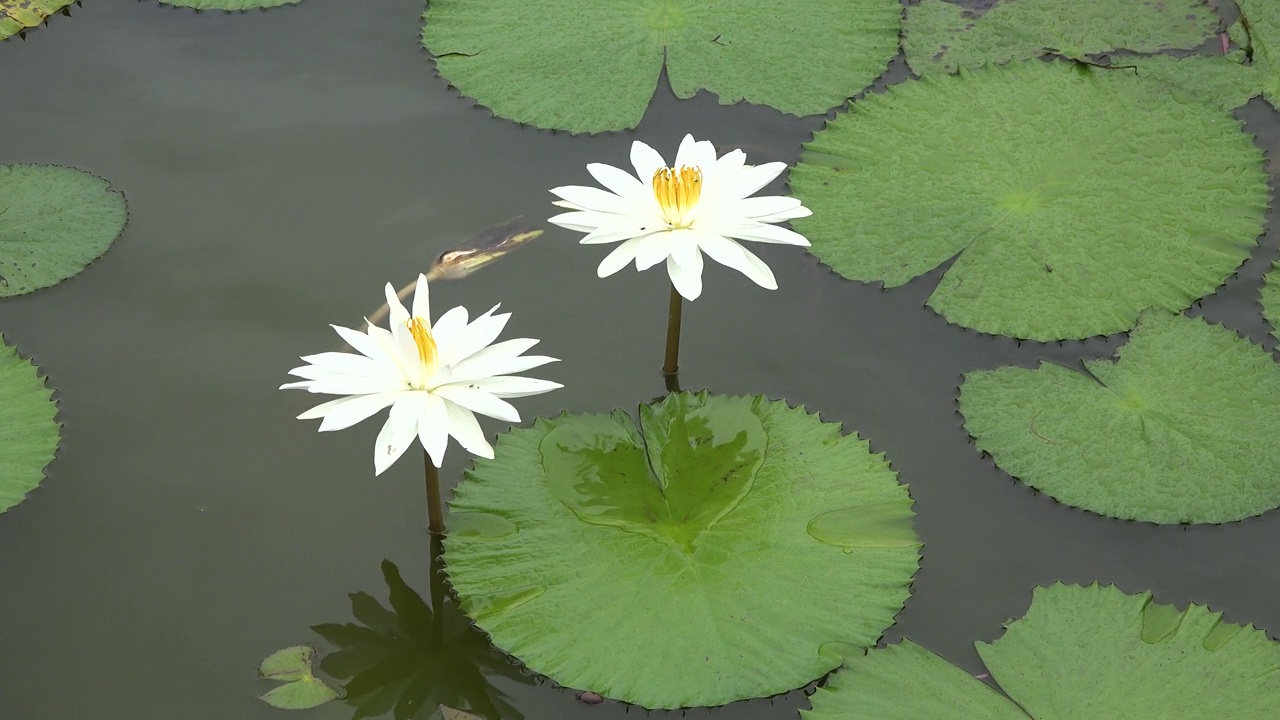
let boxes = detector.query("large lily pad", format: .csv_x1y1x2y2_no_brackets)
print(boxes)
804,584,1280,719
155,0,301,9
789,60,1268,340
960,312,1280,524
0,334,59,514
903,0,1217,75
422,0,902,133
444,392,921,708
1,1,74,40
0,164,127,297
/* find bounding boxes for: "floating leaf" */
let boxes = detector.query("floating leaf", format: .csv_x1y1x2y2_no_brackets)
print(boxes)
0,164,127,297
903,0,1217,75
0,334,59,514
789,60,1268,340
1,0,74,40
806,584,1280,719
257,644,339,710
445,392,920,708
959,313,1280,524
1125,52,1260,112
1262,262,1280,340
155,0,301,9
421,0,902,133
312,559,530,720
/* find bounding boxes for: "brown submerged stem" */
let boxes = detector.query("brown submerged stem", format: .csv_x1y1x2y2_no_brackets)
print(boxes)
424,450,445,534
663,283,682,377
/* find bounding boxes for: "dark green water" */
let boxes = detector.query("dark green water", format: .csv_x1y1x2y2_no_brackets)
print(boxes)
0,1,1278,718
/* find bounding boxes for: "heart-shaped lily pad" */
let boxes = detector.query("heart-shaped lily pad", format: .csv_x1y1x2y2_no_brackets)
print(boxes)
805,584,1280,719
1,1,75,40
444,392,921,709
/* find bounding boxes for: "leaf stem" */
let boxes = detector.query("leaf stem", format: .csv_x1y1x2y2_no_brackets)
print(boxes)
424,450,445,534
663,282,682,377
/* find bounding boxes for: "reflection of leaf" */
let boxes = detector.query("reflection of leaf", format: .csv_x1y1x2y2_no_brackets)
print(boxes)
257,645,339,710
0,164,128,297
789,60,1268,340
154,0,301,9
446,391,920,709
903,0,1217,75
440,707,483,720
313,559,530,720
421,0,901,133
0,334,59,514
804,584,1280,718
960,313,1280,524
0,0,75,41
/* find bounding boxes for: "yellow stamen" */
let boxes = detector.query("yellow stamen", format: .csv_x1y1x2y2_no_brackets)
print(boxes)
407,316,438,373
652,166,703,227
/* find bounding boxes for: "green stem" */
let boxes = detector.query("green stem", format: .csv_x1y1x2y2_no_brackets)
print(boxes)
424,451,445,534
663,283,682,377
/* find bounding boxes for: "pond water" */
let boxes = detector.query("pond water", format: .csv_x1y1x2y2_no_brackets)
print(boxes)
2,0,1279,718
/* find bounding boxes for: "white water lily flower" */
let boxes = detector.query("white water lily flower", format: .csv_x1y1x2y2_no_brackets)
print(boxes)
548,133,812,301
282,274,561,475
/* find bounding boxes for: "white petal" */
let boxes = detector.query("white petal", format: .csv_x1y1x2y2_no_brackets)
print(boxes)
430,305,470,354
725,222,812,247
295,375,407,396
464,376,564,398
695,234,777,290
633,233,673,271
689,138,718,169
715,148,747,173
630,140,668,183
666,249,705,301
433,385,521,423
373,395,427,475
443,305,510,366
548,210,607,233
581,225,651,246
280,380,314,390
384,282,410,328
732,196,805,220
587,162,647,199
596,236,647,277
673,134,700,169
551,199,583,210
297,352,382,376
726,162,788,199
416,392,450,468
442,400,494,459
411,273,431,321
550,185,636,216
448,339,557,383
314,392,406,431
332,324,397,366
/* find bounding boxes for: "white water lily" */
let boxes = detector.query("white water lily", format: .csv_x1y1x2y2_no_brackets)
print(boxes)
548,134,812,301
282,275,561,475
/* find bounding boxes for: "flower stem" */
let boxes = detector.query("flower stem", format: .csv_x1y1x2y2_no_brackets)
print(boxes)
663,282,682,377
424,451,445,534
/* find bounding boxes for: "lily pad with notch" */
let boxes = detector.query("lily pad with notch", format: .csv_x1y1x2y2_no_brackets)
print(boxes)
804,583,1280,719
0,334,59,514
444,391,921,708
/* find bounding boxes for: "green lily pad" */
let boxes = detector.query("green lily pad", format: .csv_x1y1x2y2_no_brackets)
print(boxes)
903,0,1217,75
257,645,339,710
444,392,921,709
155,0,301,9
1262,262,1280,340
0,335,59,514
959,312,1280,524
789,60,1268,340
422,0,902,133
312,559,531,720
0,164,127,297
1,1,74,40
804,584,1280,719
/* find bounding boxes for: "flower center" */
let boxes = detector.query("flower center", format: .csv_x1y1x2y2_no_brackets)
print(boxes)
652,166,703,228
406,316,438,381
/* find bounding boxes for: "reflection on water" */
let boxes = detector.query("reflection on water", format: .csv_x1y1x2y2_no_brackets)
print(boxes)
311,538,533,720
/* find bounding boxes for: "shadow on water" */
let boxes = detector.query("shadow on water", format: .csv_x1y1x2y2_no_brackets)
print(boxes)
311,538,533,720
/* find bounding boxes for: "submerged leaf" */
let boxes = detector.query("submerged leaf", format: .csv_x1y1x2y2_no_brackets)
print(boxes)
257,644,339,710
790,61,1268,340
445,392,920,708
0,164,127,297
0,0,74,40
259,645,318,681
0,335,59,514
904,0,1217,74
422,0,902,133
960,313,1280,523
806,584,1280,718
155,0,301,9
